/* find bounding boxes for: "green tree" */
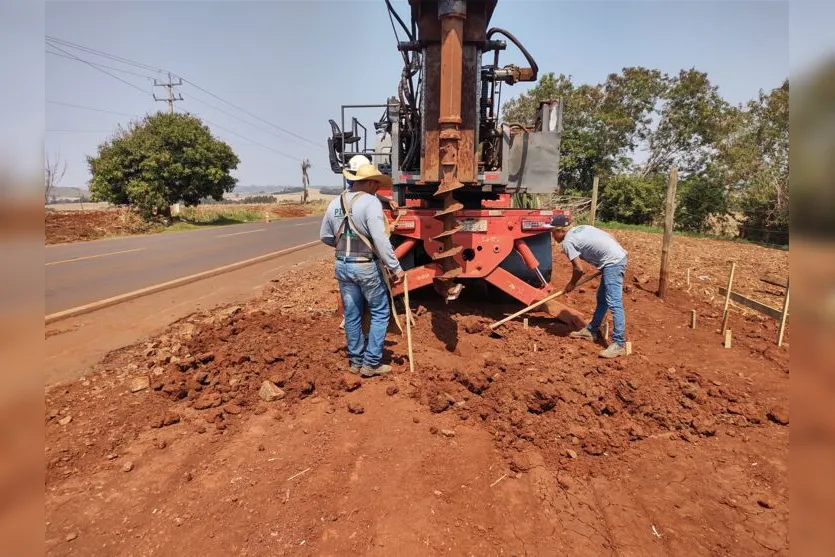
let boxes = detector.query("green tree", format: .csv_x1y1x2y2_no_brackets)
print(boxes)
88,112,240,220
597,173,666,225
502,68,666,192
641,69,732,176
675,168,728,233
715,80,788,242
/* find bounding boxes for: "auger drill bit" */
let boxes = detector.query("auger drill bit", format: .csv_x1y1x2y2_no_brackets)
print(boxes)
431,0,467,302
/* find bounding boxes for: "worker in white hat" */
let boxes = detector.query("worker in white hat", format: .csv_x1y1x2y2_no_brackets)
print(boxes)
321,163,404,377
344,154,398,211
343,155,371,190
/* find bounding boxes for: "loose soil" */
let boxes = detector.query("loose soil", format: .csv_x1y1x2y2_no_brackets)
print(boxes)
45,231,789,556
45,208,156,245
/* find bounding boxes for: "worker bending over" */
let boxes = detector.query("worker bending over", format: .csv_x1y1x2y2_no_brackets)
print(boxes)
550,215,629,358
320,163,404,377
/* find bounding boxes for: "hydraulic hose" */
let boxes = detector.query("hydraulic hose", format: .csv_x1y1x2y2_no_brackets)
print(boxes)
486,27,539,81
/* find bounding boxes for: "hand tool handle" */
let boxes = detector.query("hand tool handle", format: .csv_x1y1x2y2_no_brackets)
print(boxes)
489,271,602,330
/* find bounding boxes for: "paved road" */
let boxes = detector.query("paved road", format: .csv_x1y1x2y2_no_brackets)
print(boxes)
45,216,323,315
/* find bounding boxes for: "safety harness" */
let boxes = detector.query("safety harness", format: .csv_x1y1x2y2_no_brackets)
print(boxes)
334,191,404,334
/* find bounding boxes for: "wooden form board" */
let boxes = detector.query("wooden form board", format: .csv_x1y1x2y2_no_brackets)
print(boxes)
718,287,783,321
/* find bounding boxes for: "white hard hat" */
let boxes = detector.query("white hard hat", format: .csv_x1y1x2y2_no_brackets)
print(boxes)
347,155,371,173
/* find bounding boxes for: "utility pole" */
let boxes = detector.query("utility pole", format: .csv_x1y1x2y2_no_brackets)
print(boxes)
153,72,183,114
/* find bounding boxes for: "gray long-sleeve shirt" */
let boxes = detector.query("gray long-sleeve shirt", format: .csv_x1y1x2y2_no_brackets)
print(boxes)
319,191,403,274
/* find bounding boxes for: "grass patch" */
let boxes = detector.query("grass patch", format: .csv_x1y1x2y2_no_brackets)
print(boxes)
598,220,788,250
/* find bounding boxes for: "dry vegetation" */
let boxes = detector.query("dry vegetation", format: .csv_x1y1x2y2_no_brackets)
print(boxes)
44,200,330,245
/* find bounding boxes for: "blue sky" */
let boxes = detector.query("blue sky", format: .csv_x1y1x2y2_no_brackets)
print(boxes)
36,0,814,191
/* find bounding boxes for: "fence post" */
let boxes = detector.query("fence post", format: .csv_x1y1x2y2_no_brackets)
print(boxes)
590,176,599,225
777,279,790,347
658,167,678,299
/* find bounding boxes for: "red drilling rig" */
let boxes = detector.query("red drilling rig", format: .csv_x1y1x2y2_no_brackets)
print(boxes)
326,0,567,306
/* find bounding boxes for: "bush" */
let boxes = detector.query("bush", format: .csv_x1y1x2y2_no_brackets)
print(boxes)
675,171,728,233
598,173,665,225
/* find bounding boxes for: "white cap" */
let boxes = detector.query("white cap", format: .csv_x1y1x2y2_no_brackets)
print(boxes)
346,155,371,173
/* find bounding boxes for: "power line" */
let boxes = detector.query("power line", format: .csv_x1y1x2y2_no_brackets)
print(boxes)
46,129,115,133
46,49,156,81
176,77,321,148
201,119,301,161
182,90,308,150
45,42,150,96
46,100,137,118
47,97,300,161
46,35,163,73
46,35,321,148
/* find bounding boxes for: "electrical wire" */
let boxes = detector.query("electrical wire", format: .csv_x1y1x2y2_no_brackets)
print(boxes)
47,97,301,161
200,118,301,161
45,35,321,149
46,49,157,81
46,100,136,118
46,42,151,96
46,36,164,73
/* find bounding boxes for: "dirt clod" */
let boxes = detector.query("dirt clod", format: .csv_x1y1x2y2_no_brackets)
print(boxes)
757,497,776,509
767,405,789,425
65,532,77,542
440,429,456,438
129,376,150,393
163,412,181,426
58,416,72,426
347,403,365,415
122,461,134,473
259,381,286,402
341,374,362,392
386,385,399,396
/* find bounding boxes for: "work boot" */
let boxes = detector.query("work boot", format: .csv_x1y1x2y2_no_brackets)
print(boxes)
360,363,392,378
599,343,627,359
569,327,600,342
349,363,362,375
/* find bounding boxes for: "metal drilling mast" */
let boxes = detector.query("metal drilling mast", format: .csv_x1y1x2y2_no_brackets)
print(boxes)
326,0,567,309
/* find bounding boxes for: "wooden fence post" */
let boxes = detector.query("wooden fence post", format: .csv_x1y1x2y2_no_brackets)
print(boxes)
658,167,678,298
721,262,736,334
777,279,790,347
590,176,599,226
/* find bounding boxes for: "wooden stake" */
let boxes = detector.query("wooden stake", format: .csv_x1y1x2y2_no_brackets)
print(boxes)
724,329,732,348
590,176,599,226
603,321,609,340
658,167,679,299
523,318,529,329
403,274,415,373
690,310,697,329
625,341,632,355
777,280,790,347
721,262,736,334
686,268,691,288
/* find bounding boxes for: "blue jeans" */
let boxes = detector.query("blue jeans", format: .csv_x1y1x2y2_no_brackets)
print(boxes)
335,259,390,368
587,256,627,346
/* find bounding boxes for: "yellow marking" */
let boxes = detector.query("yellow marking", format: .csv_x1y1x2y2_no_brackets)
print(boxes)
45,247,145,266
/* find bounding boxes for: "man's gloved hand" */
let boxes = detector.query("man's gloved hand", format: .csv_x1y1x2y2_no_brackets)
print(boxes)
391,269,405,285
